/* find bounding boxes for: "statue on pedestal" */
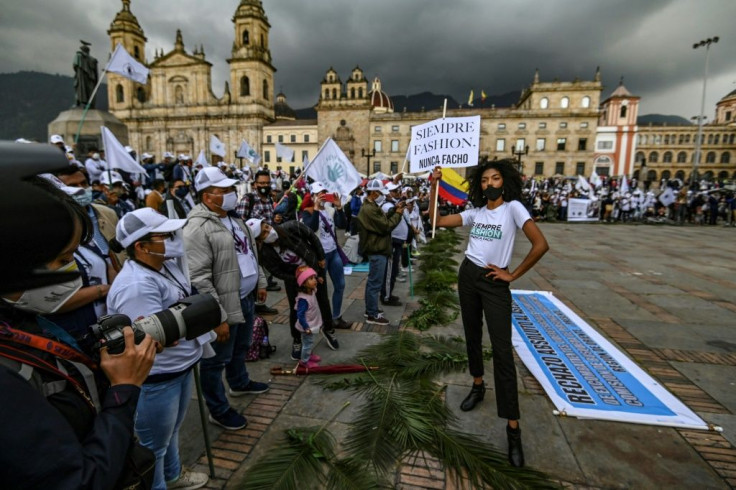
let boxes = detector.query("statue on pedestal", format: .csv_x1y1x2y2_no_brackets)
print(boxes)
74,40,98,108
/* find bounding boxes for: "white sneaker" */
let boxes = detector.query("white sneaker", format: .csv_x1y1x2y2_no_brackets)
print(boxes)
167,470,208,490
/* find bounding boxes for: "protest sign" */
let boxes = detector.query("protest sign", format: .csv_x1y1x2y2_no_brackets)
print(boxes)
409,115,480,173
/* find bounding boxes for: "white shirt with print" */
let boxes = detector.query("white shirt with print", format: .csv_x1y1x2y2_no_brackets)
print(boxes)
460,200,531,269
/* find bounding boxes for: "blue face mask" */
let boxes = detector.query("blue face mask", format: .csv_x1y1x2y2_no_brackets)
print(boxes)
73,188,94,207
175,186,189,199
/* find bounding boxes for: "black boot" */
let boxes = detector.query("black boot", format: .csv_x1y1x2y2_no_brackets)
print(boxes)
460,382,485,411
506,425,525,467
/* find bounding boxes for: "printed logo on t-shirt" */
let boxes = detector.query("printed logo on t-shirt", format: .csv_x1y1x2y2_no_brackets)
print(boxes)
469,222,503,241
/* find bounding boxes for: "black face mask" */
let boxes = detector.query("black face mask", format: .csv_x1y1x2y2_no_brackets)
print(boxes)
257,186,270,196
483,186,503,201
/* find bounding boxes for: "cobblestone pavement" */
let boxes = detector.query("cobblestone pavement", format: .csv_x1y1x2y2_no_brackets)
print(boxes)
177,222,736,489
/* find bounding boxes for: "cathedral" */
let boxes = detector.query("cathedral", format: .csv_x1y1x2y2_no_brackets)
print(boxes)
107,0,735,184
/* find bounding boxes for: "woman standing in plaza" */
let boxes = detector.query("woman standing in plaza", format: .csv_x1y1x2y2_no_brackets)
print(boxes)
429,159,549,468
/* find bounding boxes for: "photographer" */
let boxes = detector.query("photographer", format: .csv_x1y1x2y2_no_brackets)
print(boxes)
0,145,156,490
107,208,213,490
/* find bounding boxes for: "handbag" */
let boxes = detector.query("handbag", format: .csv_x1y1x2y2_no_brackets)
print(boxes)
115,439,156,490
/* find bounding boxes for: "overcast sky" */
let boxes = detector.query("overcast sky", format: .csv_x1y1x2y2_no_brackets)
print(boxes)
1,0,735,120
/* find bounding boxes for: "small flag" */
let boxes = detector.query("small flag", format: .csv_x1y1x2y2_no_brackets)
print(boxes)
100,126,146,174
658,187,676,207
481,90,487,102
620,175,630,194
437,167,469,205
275,142,295,162
210,135,226,157
305,138,361,206
575,175,591,193
467,90,474,107
590,170,602,188
236,140,260,164
106,43,149,84
195,149,210,167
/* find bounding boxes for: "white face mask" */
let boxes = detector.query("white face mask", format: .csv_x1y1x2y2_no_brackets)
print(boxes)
4,261,82,314
375,194,386,206
220,191,238,211
264,227,278,244
164,236,186,259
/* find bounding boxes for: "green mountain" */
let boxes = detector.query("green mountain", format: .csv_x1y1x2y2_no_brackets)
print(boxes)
0,71,107,142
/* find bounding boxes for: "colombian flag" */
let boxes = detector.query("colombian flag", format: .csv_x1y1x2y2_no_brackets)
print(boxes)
438,167,469,205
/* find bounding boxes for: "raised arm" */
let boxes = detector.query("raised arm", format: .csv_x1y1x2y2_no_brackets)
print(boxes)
429,166,463,228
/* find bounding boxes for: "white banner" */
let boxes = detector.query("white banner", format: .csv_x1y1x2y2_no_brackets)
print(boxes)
511,290,710,430
107,43,149,84
658,187,676,207
210,135,226,158
567,198,599,222
409,115,480,173
305,138,361,205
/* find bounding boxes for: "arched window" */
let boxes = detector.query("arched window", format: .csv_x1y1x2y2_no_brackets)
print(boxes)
705,151,716,163
175,85,184,104
262,79,269,100
648,151,659,163
136,87,145,103
675,170,685,181
260,35,264,47
707,134,713,145
714,134,720,145
581,96,590,108
718,171,729,179
540,97,549,109
620,105,627,118
635,151,645,163
662,170,671,180
332,88,337,99
663,151,672,163
721,152,731,164
134,46,140,60
704,171,714,181
240,76,250,96
647,170,657,181
560,97,569,109
324,88,329,99
116,84,124,103
242,30,249,45
351,87,355,98
145,136,152,150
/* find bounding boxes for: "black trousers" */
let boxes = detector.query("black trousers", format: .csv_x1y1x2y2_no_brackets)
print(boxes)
457,258,520,420
381,238,404,300
284,270,334,344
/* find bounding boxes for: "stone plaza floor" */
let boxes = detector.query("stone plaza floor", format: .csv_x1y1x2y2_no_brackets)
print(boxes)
177,221,736,489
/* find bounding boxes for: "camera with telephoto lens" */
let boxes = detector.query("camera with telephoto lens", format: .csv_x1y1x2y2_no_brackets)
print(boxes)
91,293,221,354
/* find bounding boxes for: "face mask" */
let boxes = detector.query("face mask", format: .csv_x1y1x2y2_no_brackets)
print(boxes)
375,194,386,206
4,261,82,314
264,227,278,244
323,202,334,210
164,236,186,259
257,186,270,196
73,188,94,207
483,186,504,202
220,191,238,211
175,186,189,199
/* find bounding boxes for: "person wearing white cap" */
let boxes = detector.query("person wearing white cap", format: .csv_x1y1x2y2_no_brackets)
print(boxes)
183,167,269,431
173,154,193,184
356,179,406,325
49,134,65,153
85,151,107,184
379,182,411,306
106,208,211,490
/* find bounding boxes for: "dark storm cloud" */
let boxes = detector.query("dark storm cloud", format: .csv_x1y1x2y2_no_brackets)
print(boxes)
1,0,734,118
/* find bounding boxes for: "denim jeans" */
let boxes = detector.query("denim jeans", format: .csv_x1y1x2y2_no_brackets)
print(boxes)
135,369,194,490
200,294,254,417
300,331,315,362
324,249,345,319
365,254,387,317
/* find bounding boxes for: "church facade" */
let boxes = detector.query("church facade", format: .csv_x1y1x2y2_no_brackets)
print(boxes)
108,0,735,185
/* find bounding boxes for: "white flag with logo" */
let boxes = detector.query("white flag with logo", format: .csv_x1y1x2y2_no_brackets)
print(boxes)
590,170,602,188
620,175,630,194
305,138,361,205
106,43,149,84
275,142,295,162
100,126,146,174
210,135,226,157
237,139,261,164
658,187,676,207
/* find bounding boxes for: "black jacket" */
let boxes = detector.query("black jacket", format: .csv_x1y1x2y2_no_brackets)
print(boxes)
259,220,325,282
0,306,140,490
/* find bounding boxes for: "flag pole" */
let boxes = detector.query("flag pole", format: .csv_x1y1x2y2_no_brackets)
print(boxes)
73,66,109,145
431,99,448,239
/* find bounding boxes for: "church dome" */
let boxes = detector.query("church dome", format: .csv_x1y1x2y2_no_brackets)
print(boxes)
274,92,296,120
369,77,393,113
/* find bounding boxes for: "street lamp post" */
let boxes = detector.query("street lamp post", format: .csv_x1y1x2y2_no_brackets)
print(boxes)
362,148,376,176
511,144,529,175
691,36,719,188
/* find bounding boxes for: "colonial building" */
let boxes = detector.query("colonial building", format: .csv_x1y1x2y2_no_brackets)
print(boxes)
106,0,735,185
107,0,274,161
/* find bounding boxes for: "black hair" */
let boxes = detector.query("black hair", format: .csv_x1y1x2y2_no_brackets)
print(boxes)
109,232,154,259
169,179,185,190
29,176,94,245
466,157,523,207
152,178,166,190
254,170,270,181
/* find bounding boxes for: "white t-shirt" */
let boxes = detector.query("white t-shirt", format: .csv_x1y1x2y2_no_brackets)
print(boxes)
75,244,109,318
107,260,206,376
316,209,337,254
220,216,259,298
460,200,531,269
382,200,409,240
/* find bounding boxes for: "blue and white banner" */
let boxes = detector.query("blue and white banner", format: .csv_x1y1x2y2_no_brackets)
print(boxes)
511,290,709,430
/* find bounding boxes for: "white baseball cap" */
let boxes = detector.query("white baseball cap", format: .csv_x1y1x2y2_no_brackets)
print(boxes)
385,182,400,192
365,179,388,194
310,182,327,194
246,218,263,238
100,170,124,185
38,173,86,198
116,208,186,248
50,134,64,144
163,151,175,159
194,167,239,192
141,152,153,160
